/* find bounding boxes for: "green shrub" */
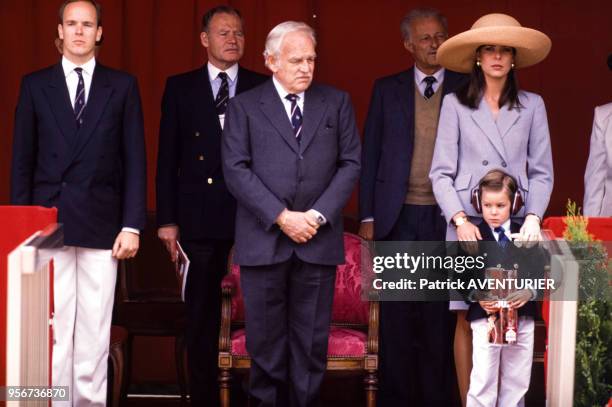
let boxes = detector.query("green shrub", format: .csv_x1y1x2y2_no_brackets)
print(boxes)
562,200,612,406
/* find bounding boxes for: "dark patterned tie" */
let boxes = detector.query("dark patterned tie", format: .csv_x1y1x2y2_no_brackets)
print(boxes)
494,226,511,249
423,76,436,99
215,72,229,115
285,93,303,143
74,67,86,127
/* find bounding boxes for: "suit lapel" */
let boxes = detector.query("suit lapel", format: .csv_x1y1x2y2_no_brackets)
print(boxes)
70,64,113,161
236,66,255,95
300,85,327,153
258,81,300,154
471,98,508,162
395,69,415,134
44,63,78,145
478,221,495,241
496,105,520,139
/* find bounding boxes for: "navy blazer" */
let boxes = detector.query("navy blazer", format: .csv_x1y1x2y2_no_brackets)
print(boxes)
465,221,542,322
222,80,361,266
156,65,267,240
10,62,146,249
359,68,466,240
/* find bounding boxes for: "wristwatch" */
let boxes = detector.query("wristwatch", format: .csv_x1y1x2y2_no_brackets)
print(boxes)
454,216,468,227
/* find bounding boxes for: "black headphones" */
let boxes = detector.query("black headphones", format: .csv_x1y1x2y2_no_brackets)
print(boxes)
470,175,524,216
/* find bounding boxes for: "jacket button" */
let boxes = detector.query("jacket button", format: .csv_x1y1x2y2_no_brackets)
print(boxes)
207,178,213,185
501,161,507,167
198,155,204,161
195,131,200,137
482,160,488,166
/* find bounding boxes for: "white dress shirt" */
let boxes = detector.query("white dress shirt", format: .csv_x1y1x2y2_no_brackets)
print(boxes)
272,76,305,121
62,56,96,108
207,62,239,129
414,66,445,98
490,219,512,242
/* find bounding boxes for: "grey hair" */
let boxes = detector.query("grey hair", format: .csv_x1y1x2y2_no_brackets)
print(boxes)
263,21,316,66
400,8,447,41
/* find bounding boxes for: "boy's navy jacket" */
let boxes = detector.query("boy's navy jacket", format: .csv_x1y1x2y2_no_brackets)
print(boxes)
464,220,545,322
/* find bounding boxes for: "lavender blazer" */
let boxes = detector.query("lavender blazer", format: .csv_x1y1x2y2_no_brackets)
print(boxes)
429,91,554,228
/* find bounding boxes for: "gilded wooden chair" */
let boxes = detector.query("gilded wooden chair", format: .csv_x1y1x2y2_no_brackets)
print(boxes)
218,232,378,407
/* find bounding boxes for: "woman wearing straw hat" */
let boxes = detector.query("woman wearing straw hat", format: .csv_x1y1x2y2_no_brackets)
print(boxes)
429,13,553,406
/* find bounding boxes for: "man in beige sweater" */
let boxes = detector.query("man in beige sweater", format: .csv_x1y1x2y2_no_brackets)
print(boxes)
358,7,466,406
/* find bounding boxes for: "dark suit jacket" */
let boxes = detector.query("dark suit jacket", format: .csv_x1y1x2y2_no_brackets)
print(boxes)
359,68,466,240
10,62,146,249
222,80,361,266
156,65,267,240
465,221,542,321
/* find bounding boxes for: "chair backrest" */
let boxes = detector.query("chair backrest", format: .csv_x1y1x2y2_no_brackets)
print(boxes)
227,232,374,326
117,211,180,302
227,247,245,322
330,233,372,326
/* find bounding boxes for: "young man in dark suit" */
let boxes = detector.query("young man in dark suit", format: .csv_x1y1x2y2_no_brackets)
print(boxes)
10,0,146,404
155,6,266,406
358,8,466,406
222,21,361,406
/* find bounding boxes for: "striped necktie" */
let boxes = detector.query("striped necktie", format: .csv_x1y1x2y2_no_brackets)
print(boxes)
285,93,303,143
215,72,229,115
74,67,86,127
423,76,436,99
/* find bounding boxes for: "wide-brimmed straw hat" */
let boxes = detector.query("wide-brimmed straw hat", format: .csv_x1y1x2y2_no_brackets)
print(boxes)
437,13,552,73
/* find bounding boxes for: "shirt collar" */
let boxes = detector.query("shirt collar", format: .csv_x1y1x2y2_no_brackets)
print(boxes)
207,61,238,83
272,76,305,101
414,66,445,86
490,219,512,237
62,56,96,77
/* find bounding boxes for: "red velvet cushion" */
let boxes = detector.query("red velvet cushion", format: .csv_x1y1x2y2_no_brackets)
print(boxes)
222,233,374,325
230,326,367,357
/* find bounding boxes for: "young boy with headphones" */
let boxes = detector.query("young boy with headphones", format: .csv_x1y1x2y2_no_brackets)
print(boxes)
465,169,542,406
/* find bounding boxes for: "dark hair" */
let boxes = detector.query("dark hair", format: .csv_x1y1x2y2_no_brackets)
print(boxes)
58,0,102,26
201,5,242,33
456,46,522,110
608,53,612,70
400,8,447,41
479,169,517,201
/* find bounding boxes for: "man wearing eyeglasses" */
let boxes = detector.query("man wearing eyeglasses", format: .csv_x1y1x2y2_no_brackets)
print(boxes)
358,7,466,406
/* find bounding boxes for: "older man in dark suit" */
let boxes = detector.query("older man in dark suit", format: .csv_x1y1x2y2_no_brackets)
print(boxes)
358,8,466,407
10,1,145,405
155,6,266,405
222,21,361,407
